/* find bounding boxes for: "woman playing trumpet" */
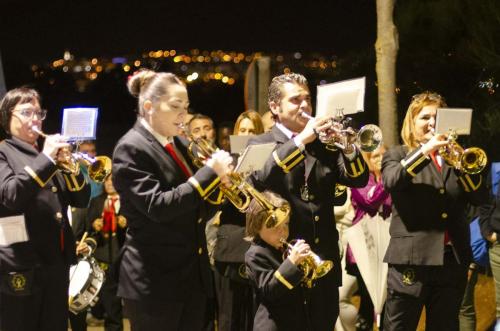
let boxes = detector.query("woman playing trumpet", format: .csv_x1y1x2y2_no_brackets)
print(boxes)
381,92,487,331
0,87,90,331
112,70,233,331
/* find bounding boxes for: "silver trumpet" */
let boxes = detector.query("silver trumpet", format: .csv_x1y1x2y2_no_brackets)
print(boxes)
300,112,382,153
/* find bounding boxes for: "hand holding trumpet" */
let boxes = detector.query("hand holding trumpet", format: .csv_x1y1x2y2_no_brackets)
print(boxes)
205,149,234,188
420,129,448,157
41,133,71,160
286,239,311,265
295,113,333,145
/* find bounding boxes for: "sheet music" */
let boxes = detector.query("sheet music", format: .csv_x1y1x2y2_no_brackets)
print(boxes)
0,215,29,246
435,108,473,135
61,107,98,140
235,143,276,174
316,77,365,116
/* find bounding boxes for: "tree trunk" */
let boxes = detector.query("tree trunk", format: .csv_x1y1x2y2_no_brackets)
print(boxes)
375,0,399,147
244,56,271,115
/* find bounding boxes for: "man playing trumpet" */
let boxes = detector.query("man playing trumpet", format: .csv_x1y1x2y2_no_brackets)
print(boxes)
247,73,369,330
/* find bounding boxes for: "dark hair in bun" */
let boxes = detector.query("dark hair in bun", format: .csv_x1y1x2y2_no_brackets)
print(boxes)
127,69,185,116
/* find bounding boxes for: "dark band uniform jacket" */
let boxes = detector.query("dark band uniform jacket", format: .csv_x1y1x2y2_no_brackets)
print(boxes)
245,238,307,331
0,137,90,331
85,193,126,267
0,137,90,271
112,120,223,302
382,146,487,267
248,126,369,285
247,126,368,330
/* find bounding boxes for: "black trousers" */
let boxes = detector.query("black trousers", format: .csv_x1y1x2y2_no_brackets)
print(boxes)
0,264,69,331
383,249,468,331
123,291,207,331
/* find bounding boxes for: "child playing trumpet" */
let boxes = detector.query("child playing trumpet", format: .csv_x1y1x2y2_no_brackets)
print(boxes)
245,191,314,331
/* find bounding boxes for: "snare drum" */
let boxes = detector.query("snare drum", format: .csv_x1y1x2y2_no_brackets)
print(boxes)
68,256,105,314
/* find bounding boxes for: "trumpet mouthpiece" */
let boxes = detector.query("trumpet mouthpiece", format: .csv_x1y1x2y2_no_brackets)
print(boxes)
299,111,313,120
31,125,46,137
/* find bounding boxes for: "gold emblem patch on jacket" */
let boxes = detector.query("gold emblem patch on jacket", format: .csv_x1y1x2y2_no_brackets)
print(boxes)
9,274,26,291
402,268,416,285
238,264,248,279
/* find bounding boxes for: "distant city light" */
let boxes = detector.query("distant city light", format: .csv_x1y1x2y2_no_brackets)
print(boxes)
38,48,345,91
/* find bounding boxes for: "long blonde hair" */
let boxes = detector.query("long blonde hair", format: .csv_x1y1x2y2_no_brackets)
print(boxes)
234,110,264,135
400,92,447,150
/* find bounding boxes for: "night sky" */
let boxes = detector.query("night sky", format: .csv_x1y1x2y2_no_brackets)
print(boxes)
0,0,376,62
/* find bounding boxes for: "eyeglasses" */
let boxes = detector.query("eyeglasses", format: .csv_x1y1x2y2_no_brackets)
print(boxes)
13,108,47,120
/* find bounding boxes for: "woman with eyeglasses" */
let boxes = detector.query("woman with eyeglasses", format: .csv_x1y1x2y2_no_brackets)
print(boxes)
381,92,487,330
0,87,90,331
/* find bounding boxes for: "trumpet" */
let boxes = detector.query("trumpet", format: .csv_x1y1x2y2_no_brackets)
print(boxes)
32,126,112,183
280,238,333,288
438,130,487,175
186,134,251,210
300,112,382,153
185,131,290,224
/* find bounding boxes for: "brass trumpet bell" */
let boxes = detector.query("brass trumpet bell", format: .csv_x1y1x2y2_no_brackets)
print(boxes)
281,239,333,288
438,133,487,175
83,155,112,183
57,152,112,183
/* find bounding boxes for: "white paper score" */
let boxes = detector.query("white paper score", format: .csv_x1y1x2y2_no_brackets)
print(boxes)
316,77,366,117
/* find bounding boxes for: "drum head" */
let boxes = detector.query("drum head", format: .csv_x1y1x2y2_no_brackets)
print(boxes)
69,260,91,297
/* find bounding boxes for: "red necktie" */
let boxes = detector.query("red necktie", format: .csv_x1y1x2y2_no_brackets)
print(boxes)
102,197,117,235
164,143,191,178
430,151,441,172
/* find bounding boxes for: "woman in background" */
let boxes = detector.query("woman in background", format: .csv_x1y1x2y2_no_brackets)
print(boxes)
213,110,264,331
347,146,391,330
